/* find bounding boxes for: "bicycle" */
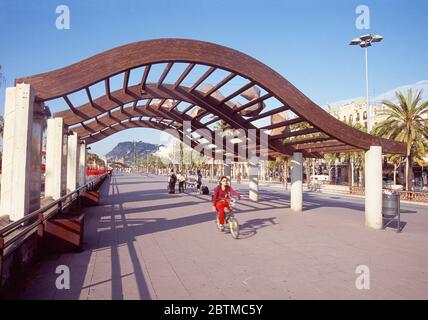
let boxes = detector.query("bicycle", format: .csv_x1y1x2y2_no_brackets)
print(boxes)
216,196,240,239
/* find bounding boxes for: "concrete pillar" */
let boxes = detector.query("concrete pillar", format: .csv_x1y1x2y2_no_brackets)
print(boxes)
45,118,67,200
249,157,259,202
30,111,46,211
66,132,80,192
290,152,303,212
78,141,87,186
0,84,42,221
365,146,383,229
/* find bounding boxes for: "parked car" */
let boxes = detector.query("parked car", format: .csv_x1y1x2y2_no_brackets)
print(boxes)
310,174,329,182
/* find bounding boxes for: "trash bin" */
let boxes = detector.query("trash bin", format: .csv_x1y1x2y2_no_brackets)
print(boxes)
382,191,400,217
382,190,401,233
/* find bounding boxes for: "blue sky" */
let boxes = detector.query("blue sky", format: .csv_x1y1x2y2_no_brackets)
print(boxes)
1,0,427,155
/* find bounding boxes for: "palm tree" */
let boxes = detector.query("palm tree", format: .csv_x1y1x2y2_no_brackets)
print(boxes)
372,89,428,190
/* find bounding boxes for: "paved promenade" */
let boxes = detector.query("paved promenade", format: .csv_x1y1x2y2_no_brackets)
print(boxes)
18,173,428,299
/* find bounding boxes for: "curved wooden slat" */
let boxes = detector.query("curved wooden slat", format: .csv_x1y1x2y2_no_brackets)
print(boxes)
17,39,406,154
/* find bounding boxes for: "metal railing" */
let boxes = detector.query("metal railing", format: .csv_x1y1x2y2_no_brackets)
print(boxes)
349,186,428,203
0,173,108,264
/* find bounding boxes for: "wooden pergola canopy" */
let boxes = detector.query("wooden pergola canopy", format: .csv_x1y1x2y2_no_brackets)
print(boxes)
15,39,406,159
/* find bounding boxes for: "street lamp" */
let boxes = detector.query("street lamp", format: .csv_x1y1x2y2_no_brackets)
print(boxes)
349,34,383,132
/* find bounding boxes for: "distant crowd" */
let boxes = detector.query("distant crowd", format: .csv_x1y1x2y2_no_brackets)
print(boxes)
167,169,204,194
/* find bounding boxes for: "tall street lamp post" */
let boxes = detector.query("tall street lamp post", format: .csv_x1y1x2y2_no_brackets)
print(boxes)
350,34,383,133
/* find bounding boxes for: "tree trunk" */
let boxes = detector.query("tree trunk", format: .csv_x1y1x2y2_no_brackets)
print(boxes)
334,164,338,184
351,160,354,187
312,159,315,184
406,146,415,191
179,143,184,173
305,160,310,185
283,160,288,190
393,164,397,185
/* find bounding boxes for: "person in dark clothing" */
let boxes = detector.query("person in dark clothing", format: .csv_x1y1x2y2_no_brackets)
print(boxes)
168,169,177,194
196,169,203,192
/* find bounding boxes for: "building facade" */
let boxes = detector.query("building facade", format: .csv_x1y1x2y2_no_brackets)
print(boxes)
327,100,389,130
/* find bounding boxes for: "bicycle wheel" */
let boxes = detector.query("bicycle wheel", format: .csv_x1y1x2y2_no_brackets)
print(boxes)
229,217,239,239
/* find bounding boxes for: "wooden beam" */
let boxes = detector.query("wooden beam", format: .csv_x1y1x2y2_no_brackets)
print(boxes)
105,78,111,100
156,98,167,108
204,116,220,126
181,104,195,115
145,98,153,108
173,63,195,89
140,65,151,88
261,117,304,130
294,140,344,150
245,105,290,123
271,127,319,141
170,100,181,111
63,95,77,112
282,136,332,146
232,93,272,114
316,146,363,153
203,73,236,97
132,100,138,110
85,87,94,107
188,67,216,92
157,62,173,87
195,110,209,120
218,82,254,105
123,70,130,92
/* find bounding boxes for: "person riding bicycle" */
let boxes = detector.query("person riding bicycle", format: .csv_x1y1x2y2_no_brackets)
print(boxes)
212,176,240,231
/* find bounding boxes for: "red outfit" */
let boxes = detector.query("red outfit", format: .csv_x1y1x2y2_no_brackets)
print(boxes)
213,186,239,225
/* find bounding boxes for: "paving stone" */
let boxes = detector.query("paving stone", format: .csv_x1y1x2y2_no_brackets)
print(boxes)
15,173,428,300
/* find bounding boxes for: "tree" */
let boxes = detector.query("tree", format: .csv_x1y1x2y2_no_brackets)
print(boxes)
285,121,318,183
385,153,404,185
372,89,428,190
87,153,105,169
340,120,366,186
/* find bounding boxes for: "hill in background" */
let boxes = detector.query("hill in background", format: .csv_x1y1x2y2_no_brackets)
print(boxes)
105,141,159,165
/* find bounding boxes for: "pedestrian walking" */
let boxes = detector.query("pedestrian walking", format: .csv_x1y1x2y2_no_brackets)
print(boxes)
168,169,177,194
177,171,186,193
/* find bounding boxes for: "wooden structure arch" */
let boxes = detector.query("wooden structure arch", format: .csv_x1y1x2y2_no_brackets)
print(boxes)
15,38,406,158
